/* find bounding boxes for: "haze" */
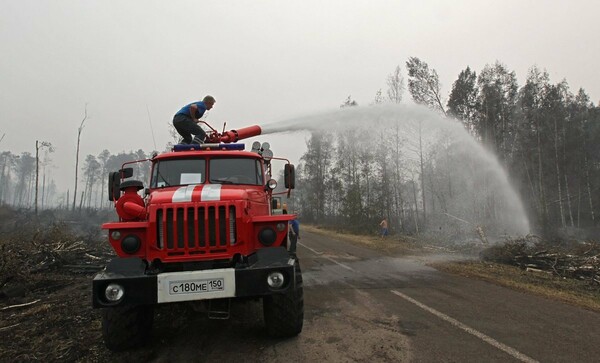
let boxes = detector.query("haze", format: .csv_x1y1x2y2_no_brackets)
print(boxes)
1,0,599,193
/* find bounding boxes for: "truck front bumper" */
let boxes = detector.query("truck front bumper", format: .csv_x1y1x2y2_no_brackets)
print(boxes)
92,247,296,308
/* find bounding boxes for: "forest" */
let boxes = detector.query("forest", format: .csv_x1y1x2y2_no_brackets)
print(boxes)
0,148,150,211
293,58,600,238
1,57,599,238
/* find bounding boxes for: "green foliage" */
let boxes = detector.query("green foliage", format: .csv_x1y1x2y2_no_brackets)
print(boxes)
447,66,478,134
406,57,446,115
476,61,519,160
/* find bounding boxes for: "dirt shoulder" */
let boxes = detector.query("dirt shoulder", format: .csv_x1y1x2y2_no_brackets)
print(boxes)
305,225,600,313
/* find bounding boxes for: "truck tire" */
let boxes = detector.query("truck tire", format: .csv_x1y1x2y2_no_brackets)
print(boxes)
102,305,154,351
263,260,304,337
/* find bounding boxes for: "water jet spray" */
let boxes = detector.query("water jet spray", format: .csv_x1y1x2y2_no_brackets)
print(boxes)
258,104,531,236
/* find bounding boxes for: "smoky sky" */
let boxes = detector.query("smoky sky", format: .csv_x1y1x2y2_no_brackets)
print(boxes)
1,0,599,193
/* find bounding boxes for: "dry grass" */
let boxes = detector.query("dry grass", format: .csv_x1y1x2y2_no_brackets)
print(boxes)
303,225,427,256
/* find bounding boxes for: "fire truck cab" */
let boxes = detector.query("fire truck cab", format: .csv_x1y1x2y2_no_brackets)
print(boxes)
92,140,303,351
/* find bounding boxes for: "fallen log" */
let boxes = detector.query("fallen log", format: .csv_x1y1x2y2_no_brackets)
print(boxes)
0,323,21,331
1,299,41,310
63,264,104,271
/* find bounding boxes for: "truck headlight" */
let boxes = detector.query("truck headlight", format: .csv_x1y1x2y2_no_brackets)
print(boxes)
258,227,277,246
121,235,141,254
267,272,285,289
105,283,124,302
110,230,121,240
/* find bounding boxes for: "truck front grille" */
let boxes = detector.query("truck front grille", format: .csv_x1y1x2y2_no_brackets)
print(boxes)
155,205,236,255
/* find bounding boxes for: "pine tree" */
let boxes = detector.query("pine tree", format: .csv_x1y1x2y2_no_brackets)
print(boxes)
447,66,478,134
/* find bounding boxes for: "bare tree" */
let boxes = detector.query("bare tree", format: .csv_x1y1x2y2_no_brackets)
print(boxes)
387,65,404,103
0,151,16,205
82,154,101,208
417,122,427,225
97,149,111,208
72,104,89,211
35,140,54,215
14,152,35,207
372,89,384,105
40,147,54,209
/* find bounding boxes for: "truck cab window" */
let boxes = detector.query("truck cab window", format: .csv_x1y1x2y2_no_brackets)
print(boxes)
151,159,206,187
209,158,263,185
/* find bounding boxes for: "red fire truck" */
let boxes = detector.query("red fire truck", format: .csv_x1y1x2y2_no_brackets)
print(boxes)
92,125,303,351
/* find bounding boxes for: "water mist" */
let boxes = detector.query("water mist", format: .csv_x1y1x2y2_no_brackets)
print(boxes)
260,104,530,237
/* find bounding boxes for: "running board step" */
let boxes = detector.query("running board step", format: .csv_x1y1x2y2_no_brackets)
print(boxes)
208,298,230,319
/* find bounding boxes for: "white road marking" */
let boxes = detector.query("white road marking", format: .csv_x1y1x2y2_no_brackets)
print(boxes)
298,242,323,255
324,257,354,271
298,242,354,271
390,290,539,363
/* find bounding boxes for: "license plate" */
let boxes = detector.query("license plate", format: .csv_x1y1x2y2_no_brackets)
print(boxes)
157,268,235,303
169,278,225,295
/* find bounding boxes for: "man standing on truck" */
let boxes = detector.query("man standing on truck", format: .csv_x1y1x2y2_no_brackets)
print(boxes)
173,95,216,144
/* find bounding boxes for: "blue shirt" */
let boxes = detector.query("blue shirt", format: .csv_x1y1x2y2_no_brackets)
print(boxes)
176,101,207,118
290,219,300,235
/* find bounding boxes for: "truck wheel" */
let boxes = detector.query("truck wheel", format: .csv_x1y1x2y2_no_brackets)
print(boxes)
102,305,154,351
263,261,304,337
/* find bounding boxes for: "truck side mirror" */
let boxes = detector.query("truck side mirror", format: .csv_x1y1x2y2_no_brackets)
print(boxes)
120,167,134,178
284,164,295,189
272,197,282,209
108,171,121,201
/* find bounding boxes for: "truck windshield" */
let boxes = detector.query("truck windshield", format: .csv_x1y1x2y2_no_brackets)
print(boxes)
151,159,206,187
209,158,263,185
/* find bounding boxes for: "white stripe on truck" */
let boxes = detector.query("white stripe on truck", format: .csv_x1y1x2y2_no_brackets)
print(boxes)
172,185,196,202
201,184,222,201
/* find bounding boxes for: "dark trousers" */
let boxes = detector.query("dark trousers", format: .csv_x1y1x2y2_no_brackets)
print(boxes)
288,232,298,253
173,114,206,144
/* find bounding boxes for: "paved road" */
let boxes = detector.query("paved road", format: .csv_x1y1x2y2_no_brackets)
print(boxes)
150,230,600,362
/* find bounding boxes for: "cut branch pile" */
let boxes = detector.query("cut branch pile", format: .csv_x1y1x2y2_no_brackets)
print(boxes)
1,221,113,293
514,248,600,284
30,237,109,273
481,237,600,285
0,207,122,362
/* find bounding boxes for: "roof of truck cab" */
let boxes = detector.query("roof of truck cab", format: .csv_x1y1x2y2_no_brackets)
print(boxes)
154,149,261,161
